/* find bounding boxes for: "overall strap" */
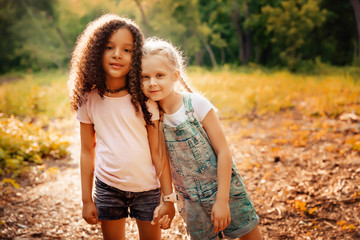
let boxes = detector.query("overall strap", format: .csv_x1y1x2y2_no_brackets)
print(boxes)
183,93,194,114
183,93,196,123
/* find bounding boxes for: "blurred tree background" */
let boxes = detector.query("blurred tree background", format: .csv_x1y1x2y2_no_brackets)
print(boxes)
0,0,359,74
1,2,360,239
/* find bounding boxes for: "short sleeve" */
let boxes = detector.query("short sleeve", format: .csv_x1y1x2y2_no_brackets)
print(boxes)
146,100,160,121
77,102,92,124
191,94,217,122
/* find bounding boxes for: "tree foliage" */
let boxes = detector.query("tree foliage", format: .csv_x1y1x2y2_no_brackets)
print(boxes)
0,0,358,73
261,0,327,69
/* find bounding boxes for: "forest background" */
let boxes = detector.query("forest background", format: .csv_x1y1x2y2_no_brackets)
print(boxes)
1,0,360,72
0,0,360,239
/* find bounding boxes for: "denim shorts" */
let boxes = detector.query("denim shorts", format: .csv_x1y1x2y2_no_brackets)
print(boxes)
93,178,160,221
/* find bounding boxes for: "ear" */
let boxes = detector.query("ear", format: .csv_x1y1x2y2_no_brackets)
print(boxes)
173,70,180,82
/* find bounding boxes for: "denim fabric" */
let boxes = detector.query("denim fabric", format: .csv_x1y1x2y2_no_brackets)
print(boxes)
163,93,259,239
94,178,160,221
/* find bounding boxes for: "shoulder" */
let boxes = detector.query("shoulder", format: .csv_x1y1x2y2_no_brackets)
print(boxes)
189,92,213,108
81,89,97,101
187,92,216,122
78,89,102,110
88,89,99,98
146,99,159,109
146,99,160,120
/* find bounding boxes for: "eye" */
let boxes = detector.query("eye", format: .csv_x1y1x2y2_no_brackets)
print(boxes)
156,73,164,78
105,46,112,50
124,48,132,53
141,75,150,80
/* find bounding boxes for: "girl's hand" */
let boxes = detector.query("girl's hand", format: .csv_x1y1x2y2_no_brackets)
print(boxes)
211,200,231,232
151,202,175,229
82,201,98,225
156,214,171,229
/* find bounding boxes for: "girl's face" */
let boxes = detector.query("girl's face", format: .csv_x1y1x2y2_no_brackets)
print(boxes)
141,55,179,102
102,27,133,83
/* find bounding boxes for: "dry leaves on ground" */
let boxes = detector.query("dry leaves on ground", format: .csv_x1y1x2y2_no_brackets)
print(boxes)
1,111,360,239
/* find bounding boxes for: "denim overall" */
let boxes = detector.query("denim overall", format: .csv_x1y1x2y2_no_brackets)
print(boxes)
163,94,259,240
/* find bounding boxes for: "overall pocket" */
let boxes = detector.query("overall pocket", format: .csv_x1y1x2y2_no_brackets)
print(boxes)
188,132,213,174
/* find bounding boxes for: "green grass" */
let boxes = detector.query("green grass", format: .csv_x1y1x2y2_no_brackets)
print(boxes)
0,70,72,180
187,66,360,119
1,67,359,121
0,70,72,119
0,67,358,179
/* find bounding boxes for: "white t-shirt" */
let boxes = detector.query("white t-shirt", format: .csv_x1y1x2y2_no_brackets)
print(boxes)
77,90,160,192
163,93,216,127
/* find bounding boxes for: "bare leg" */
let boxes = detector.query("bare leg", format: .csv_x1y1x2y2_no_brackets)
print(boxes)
136,219,161,240
100,218,126,240
239,226,262,240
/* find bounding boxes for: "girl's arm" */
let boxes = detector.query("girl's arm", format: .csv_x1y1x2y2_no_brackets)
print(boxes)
147,120,175,227
202,109,232,232
80,122,98,224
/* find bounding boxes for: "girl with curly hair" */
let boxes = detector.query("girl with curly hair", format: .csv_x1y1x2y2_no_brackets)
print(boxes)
69,14,174,240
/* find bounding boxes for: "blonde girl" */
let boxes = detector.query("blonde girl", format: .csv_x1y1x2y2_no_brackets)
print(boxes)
141,37,262,240
69,15,174,240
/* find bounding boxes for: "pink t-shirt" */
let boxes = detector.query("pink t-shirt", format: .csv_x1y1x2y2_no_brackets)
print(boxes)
77,90,160,192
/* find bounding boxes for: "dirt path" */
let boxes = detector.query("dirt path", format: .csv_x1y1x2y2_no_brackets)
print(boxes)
0,120,188,240
1,113,360,239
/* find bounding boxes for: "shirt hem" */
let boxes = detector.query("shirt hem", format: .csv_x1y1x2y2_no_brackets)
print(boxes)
95,175,160,193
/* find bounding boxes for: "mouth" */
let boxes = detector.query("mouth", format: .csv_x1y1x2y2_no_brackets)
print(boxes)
149,90,160,94
110,62,124,68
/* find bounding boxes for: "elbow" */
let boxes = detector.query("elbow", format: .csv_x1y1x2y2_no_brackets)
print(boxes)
217,150,232,164
151,150,160,163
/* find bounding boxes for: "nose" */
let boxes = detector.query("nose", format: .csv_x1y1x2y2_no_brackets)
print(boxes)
149,77,157,87
113,48,122,59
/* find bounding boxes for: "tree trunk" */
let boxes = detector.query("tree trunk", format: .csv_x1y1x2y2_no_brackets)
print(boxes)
232,1,245,64
46,12,71,57
350,0,360,56
221,48,225,65
243,1,252,63
54,25,71,56
232,1,252,65
20,0,63,69
255,45,261,63
195,50,204,66
133,0,151,36
199,34,218,68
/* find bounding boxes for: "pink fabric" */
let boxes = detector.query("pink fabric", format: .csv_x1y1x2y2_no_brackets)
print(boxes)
77,90,160,192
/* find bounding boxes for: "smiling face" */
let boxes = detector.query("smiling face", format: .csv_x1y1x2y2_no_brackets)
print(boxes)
141,54,179,102
102,27,133,84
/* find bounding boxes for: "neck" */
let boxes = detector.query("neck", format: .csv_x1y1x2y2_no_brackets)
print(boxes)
159,92,183,115
104,78,128,97
106,77,127,90
105,85,127,93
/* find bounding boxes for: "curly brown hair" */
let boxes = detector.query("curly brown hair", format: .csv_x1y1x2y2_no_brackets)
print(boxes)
69,14,153,126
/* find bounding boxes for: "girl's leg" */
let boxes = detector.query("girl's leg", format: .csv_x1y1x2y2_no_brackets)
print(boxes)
100,219,126,240
239,226,262,240
136,219,161,240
